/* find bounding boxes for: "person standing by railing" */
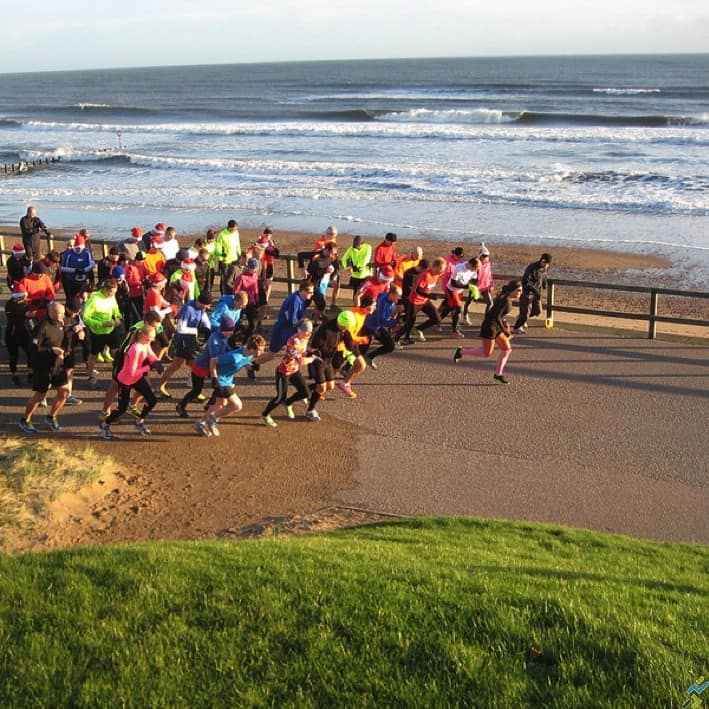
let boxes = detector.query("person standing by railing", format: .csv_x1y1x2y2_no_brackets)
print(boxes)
512,253,552,334
19,206,52,262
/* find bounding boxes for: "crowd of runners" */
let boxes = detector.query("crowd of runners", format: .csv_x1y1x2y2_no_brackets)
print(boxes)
5,208,552,438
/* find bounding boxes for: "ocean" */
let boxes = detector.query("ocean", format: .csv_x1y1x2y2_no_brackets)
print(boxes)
0,55,707,285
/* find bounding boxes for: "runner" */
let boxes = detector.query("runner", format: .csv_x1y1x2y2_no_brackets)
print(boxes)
194,334,267,437
99,325,164,439
453,280,523,384
260,319,317,427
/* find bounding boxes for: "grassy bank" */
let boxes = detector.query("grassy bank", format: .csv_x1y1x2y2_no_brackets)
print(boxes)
0,518,706,707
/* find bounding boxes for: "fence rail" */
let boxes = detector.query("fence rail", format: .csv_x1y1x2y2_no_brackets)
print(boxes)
1,233,707,339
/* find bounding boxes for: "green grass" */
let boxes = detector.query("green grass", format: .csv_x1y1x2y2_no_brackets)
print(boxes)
0,518,706,707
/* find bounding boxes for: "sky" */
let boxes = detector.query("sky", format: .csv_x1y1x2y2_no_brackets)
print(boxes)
1,0,707,74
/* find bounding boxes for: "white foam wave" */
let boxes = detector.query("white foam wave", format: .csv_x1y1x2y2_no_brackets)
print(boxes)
76,103,112,109
592,88,662,95
377,108,512,125
20,118,709,147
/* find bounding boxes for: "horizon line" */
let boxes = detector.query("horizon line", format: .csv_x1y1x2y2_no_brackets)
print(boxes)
2,51,708,78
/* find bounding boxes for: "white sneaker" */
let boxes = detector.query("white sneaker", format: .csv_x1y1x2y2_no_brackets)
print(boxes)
413,327,426,342
306,409,321,422
463,314,472,326
512,327,527,335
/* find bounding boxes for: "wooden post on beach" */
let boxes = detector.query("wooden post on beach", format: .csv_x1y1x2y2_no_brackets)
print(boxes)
0,234,5,267
546,282,555,323
648,290,659,339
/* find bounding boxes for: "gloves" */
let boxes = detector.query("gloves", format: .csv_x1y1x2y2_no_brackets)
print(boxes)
468,284,480,300
211,377,219,389
150,360,164,373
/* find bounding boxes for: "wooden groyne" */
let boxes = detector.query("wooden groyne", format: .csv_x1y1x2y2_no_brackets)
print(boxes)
2,157,61,175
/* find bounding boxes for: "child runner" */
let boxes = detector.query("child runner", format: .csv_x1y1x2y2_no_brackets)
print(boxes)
99,325,164,439
260,319,317,427
195,334,267,437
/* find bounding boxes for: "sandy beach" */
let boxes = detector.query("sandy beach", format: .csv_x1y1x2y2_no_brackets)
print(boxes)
0,223,707,553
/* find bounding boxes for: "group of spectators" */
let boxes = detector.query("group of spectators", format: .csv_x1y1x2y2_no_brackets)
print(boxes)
5,208,552,437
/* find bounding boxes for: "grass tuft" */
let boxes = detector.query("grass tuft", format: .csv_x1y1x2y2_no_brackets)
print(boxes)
0,436,114,542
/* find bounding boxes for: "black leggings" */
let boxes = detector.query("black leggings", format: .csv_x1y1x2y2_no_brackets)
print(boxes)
106,376,157,424
363,327,395,359
262,371,309,416
398,300,439,340
179,371,206,408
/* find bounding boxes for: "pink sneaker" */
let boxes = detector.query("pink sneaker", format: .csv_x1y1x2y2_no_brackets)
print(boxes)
336,381,357,399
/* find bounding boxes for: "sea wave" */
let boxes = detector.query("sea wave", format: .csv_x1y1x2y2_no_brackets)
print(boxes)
592,88,662,95
19,118,709,148
518,111,708,127
377,108,513,124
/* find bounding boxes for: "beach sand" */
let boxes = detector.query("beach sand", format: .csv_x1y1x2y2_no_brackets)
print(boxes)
1,224,707,553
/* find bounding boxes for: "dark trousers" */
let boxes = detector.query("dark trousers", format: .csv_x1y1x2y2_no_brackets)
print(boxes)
262,371,309,416
179,371,206,408
106,376,157,424
364,327,395,359
513,292,541,329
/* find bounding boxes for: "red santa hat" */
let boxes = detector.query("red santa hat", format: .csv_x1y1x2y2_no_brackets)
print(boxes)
12,243,25,254
74,234,86,246
154,222,167,235
180,257,196,272
149,272,166,285
130,226,143,238
150,235,164,248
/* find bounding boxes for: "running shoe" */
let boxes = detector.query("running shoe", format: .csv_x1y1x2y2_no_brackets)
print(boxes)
134,420,151,436
463,314,472,326
102,350,114,363
158,384,172,399
98,421,113,439
412,327,426,342
39,397,48,407
512,327,527,335
45,415,61,431
453,346,463,363
284,405,295,420
194,420,212,437
88,377,98,389
175,403,189,418
206,414,220,437
65,395,83,406
336,381,357,399
400,337,415,346
18,418,37,434
393,341,405,350
367,356,378,370
305,409,321,422
451,329,465,338
196,393,207,402
129,404,142,417
261,414,278,428
96,352,105,363
493,374,510,384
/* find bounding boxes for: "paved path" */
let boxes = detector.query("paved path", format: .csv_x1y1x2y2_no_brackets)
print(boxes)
1,322,707,544
326,325,709,544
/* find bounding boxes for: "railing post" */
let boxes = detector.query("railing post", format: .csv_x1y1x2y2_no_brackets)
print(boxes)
0,234,5,267
648,290,658,339
286,254,296,294
546,281,555,326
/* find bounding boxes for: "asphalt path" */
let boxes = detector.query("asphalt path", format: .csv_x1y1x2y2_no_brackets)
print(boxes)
1,321,707,544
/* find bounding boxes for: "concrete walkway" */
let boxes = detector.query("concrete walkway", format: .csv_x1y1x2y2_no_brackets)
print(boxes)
324,325,709,544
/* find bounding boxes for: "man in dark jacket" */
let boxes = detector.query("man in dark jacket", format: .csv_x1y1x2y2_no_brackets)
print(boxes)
19,206,52,261
512,253,552,334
